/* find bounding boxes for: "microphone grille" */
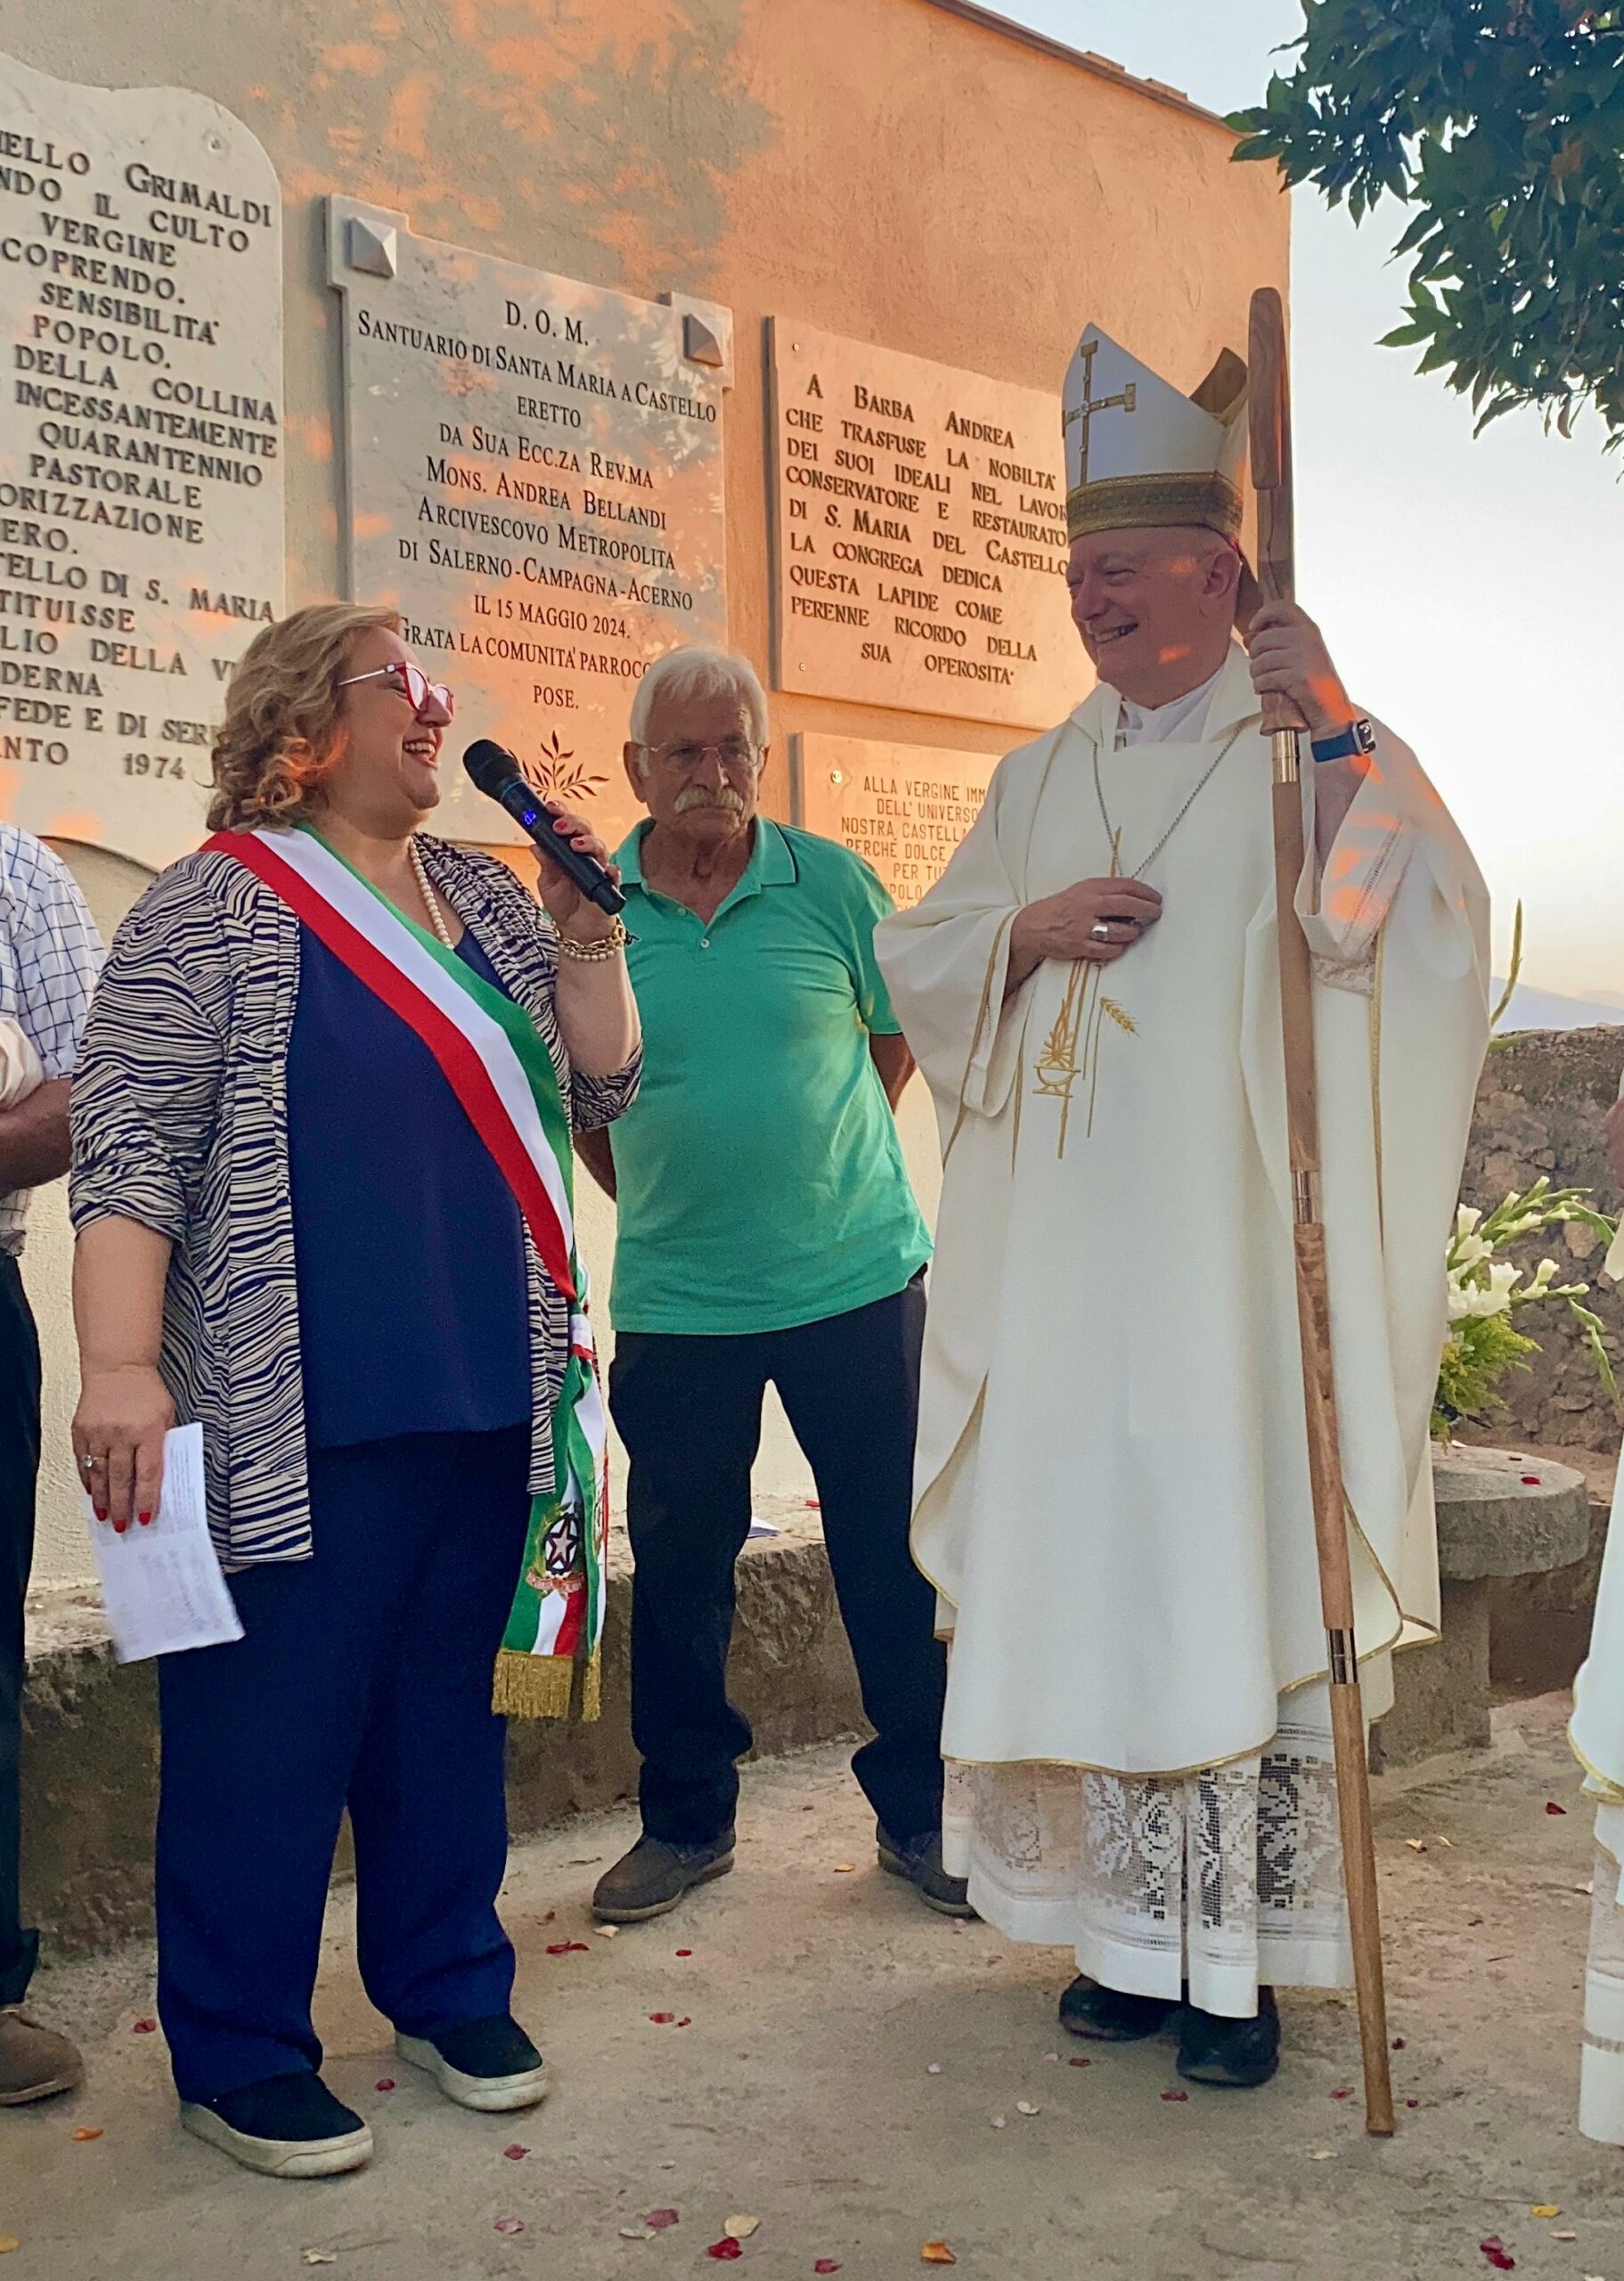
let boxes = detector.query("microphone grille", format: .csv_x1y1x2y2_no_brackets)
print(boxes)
462,738,518,795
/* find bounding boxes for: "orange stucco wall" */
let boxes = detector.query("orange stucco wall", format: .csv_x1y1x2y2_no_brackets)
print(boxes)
0,0,1287,812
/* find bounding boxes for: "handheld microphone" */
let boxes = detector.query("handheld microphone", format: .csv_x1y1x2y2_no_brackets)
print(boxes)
462,738,626,917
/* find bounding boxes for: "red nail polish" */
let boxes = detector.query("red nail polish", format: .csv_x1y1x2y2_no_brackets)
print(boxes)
94,1507,108,1523
138,1512,151,1526
113,1517,127,1534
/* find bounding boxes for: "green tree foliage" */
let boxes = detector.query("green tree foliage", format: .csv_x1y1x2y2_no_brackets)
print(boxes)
1229,2,1624,443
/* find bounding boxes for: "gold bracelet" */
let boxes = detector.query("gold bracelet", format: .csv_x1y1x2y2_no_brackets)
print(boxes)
555,918,629,962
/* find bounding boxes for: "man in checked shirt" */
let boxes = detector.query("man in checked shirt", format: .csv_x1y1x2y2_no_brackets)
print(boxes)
0,822,101,2105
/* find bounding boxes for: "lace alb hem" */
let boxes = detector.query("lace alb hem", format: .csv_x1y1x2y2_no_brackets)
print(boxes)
943,1703,1351,2018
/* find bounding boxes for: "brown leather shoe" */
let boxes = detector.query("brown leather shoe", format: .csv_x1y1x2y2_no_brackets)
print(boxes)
0,2007,85,2105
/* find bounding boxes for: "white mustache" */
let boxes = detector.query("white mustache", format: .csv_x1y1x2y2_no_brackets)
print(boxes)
674,785,746,814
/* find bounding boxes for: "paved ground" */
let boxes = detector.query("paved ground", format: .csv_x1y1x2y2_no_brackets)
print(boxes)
5,1695,1624,2281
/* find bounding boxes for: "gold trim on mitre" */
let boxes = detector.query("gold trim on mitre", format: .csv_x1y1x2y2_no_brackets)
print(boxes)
1065,470,1244,544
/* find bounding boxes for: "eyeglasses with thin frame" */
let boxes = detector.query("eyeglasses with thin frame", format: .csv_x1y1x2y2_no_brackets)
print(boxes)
640,735,761,774
337,661,455,719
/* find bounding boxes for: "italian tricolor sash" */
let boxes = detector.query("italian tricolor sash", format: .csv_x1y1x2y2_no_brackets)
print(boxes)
204,823,609,1721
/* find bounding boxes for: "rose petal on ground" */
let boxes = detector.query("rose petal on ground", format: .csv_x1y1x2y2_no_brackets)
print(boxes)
706,2239,744,2261
645,2211,680,2231
926,2064,943,2075
1330,2088,1353,2100
725,2217,761,2239
1439,1836,1454,1848
1016,2101,1041,2116
834,1865,856,1875
502,2144,529,2161
546,1941,591,1955
1553,2231,1578,2242
806,1500,820,1510
1309,2150,1334,2161
1406,1839,1427,1852
596,1925,619,1939
676,1950,693,1958
649,2014,676,2024
814,2263,843,2275
133,2019,157,2034
71,2127,103,2142
301,2259,338,2270
1479,2239,1514,2271
990,2114,1007,2128
1546,1802,1568,1816
1068,2056,1091,2068
1406,2099,1421,2109
0,2243,19,2258
921,2246,957,2266
494,2219,526,2236
375,2079,396,2092
1530,2205,1560,2219
677,2018,693,2028
1391,2038,1406,2051
1161,2090,1188,2103
1043,2051,1059,2064
620,2227,657,2241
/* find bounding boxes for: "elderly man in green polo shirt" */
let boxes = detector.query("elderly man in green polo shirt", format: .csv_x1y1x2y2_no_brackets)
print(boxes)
576,645,965,1925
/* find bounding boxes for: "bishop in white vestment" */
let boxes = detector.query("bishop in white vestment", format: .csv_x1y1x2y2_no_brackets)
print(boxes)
876,324,1490,2087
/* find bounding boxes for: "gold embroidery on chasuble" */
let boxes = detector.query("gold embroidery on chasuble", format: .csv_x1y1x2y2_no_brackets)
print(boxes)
1029,721,1245,1159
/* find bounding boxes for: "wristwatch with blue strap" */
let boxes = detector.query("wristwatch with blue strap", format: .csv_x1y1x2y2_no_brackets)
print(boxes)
1310,717,1376,764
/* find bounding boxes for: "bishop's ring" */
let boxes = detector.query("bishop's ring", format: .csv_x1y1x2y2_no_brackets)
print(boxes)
1090,921,1112,941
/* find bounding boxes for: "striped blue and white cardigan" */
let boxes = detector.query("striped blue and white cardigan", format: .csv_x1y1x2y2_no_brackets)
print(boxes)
69,832,640,1569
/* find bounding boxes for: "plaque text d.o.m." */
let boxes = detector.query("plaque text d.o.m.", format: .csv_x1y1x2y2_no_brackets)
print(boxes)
0,53,284,870
768,321,1086,732
330,197,729,851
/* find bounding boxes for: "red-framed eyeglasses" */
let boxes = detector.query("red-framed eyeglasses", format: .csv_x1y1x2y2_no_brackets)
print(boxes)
337,661,455,718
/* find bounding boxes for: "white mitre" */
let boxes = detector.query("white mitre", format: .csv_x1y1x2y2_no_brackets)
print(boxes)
1063,323,1250,546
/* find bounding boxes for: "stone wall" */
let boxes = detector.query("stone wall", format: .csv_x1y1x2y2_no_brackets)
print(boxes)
1460,1026,1624,1452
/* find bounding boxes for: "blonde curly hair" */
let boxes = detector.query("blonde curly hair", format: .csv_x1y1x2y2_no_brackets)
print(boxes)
206,602,402,832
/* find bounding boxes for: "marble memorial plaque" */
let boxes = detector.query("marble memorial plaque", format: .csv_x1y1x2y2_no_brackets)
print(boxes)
792,732,994,907
330,197,728,850
0,54,284,870
768,320,1085,731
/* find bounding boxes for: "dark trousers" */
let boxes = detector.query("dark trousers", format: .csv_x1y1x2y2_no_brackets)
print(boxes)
0,1254,40,2007
155,1427,531,2104
610,1274,946,1849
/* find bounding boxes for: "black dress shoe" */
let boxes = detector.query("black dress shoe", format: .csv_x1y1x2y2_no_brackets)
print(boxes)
1176,1988,1281,2088
1057,1974,1177,2041
592,1830,736,1923
877,1828,977,1918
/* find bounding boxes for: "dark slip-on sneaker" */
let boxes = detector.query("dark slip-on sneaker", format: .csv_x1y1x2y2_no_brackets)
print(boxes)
180,2069,372,2178
396,2014,548,2112
1176,1989,1282,2089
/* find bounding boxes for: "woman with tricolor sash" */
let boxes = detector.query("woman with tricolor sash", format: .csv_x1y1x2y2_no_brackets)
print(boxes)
67,604,641,2178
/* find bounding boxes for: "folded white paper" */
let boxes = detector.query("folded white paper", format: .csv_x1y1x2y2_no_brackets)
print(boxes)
83,1423,243,1663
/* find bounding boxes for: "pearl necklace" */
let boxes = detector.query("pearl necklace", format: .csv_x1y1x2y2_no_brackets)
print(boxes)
406,834,453,948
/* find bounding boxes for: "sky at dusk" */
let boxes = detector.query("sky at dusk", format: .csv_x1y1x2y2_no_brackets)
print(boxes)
999,0,1621,1002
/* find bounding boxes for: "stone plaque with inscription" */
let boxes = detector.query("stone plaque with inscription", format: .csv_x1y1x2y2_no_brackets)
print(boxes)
330,196,728,850
792,732,995,908
0,53,284,870
768,321,1085,732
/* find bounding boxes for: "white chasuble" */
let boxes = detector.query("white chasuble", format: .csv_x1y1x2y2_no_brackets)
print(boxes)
877,643,1489,1999
1567,1405,1624,2141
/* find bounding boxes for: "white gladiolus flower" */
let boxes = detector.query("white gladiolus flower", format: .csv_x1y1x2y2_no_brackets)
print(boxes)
1456,1206,1481,1240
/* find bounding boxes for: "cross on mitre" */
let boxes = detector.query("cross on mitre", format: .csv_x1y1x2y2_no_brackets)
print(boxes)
1062,338,1137,489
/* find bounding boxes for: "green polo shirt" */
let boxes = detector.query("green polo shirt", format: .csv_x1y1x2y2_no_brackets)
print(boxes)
607,819,931,1336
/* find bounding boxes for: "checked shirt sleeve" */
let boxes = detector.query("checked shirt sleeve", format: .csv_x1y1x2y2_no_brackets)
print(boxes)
0,828,103,1078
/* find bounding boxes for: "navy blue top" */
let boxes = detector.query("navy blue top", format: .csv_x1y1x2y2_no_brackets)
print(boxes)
287,921,532,1450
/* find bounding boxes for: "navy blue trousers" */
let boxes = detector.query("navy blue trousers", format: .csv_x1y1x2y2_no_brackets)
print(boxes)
155,1427,532,2104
